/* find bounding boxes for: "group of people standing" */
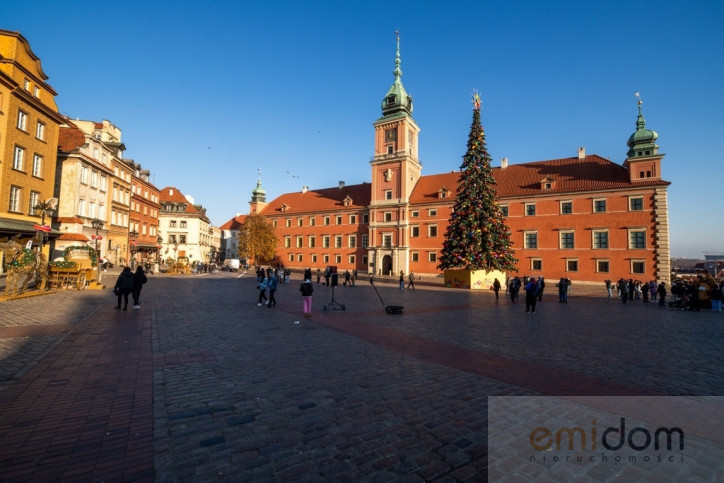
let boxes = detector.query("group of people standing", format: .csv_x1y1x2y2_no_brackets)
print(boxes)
113,266,147,310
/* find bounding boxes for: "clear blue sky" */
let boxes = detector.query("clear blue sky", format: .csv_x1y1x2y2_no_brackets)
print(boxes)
5,1,723,258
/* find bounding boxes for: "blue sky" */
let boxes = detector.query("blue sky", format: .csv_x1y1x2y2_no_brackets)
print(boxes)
5,1,723,258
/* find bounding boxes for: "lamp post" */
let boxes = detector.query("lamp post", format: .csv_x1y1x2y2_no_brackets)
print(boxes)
32,198,58,254
129,230,139,269
91,218,104,283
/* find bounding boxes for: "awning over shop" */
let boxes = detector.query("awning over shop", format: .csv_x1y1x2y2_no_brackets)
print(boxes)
0,217,62,239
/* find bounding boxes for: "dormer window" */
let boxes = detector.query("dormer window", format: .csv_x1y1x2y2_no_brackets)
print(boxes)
386,95,396,106
280,203,289,212
438,187,450,199
540,177,556,190
343,195,353,207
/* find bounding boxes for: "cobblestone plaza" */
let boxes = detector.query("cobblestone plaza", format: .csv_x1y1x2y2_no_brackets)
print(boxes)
1,271,722,481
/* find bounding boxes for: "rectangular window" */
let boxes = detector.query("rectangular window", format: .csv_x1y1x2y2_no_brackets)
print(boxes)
361,234,369,248
272,220,278,228
524,231,538,249
17,110,28,131
593,230,609,249
89,202,96,219
78,199,86,217
9,186,22,212
29,191,40,215
362,214,369,224
80,165,89,184
180,221,187,228
170,220,177,227
428,252,437,262
309,216,316,226
348,235,356,248
411,226,420,237
285,218,291,227
382,234,392,247
308,236,316,248
428,225,438,237
34,86,40,98
288,254,294,262
411,252,419,262
35,121,45,140
324,216,330,225
100,175,107,191
297,254,303,262
411,210,419,218
560,231,574,249
560,201,573,214
349,215,356,224
566,259,579,272
335,255,342,263
629,196,644,211
284,236,291,248
336,215,342,225
13,146,24,171
385,190,393,200
593,199,607,213
297,217,303,227
91,171,98,188
525,203,536,216
348,255,356,264
323,254,329,263
632,260,645,274
179,235,186,244
629,229,646,249
597,260,610,273
32,154,42,177
311,254,317,263
384,212,392,222
500,205,509,217
428,209,437,217
323,235,330,248
296,236,303,248
531,259,542,271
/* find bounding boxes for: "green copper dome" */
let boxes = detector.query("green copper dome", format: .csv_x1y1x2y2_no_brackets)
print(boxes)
626,99,659,158
380,33,413,118
251,177,266,203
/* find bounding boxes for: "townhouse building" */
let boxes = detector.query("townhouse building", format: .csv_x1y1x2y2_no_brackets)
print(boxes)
159,187,213,265
127,161,161,266
0,29,64,259
256,38,671,284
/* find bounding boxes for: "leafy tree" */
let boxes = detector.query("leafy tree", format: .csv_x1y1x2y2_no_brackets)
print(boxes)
237,214,278,264
438,93,517,272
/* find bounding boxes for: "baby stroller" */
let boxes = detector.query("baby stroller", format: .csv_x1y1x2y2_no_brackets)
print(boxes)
668,293,690,310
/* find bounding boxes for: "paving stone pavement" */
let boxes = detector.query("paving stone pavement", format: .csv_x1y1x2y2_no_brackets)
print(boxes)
0,270,722,481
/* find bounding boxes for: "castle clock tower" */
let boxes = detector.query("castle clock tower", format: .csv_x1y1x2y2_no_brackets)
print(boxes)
368,33,422,276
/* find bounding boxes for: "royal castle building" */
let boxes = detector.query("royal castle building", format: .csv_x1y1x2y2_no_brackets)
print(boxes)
249,38,671,285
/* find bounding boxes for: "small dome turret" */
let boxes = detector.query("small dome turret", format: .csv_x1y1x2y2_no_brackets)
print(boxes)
627,94,659,158
380,32,413,119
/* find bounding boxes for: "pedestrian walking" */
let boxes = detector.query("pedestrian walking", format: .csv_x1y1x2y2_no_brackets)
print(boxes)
524,278,539,313
557,278,568,303
304,267,312,281
316,268,321,284
399,271,405,290
132,266,147,309
344,270,351,287
257,275,268,306
537,277,545,301
641,281,649,303
324,268,330,286
493,278,501,299
300,277,314,317
407,271,415,290
710,283,722,312
113,267,134,311
267,272,278,308
509,277,521,303
657,282,667,306
605,279,612,298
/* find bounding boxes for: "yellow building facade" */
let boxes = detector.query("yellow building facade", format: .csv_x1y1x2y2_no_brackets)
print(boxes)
0,29,64,259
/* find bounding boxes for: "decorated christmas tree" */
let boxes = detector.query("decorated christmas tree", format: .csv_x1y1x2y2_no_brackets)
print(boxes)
438,93,517,272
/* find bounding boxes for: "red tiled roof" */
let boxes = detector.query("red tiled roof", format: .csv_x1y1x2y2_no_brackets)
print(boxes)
58,233,90,241
219,215,247,230
57,123,85,152
410,155,669,202
261,183,371,215
159,187,201,215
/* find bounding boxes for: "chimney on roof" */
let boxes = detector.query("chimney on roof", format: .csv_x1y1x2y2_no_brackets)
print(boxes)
302,185,308,193
578,147,586,159
338,180,345,189
501,157,508,169
169,189,174,195
236,213,241,217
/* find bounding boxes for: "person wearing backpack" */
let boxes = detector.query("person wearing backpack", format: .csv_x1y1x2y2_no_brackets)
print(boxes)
300,277,314,317
267,271,278,308
114,267,135,311
524,278,539,313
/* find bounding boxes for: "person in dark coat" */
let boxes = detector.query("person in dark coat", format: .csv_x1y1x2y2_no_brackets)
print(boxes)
114,267,135,310
493,278,501,299
558,278,568,303
524,278,539,313
131,266,148,309
657,282,667,306
537,277,545,301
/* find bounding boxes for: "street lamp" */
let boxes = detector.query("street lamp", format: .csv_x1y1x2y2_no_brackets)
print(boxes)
32,197,57,254
91,218,104,282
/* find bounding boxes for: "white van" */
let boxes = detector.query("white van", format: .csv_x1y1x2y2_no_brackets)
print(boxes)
223,258,241,272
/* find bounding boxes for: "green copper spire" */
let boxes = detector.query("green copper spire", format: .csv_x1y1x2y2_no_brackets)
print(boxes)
627,93,659,158
251,174,266,203
380,31,413,119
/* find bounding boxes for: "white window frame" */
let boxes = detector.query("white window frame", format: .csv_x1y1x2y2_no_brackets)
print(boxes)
629,196,644,211
29,191,40,215
428,224,438,237
13,146,24,171
428,251,437,263
566,259,579,272
559,230,575,249
596,259,610,273
593,198,607,213
560,200,573,214
35,121,45,140
592,230,609,249
411,252,419,262
628,229,646,249
531,258,543,271
32,154,42,177
9,186,22,212
17,110,28,130
348,235,356,248
524,231,538,249
631,259,646,274
411,225,420,237
525,203,536,216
